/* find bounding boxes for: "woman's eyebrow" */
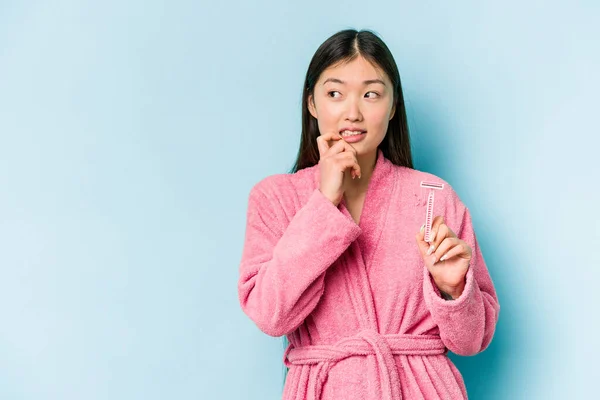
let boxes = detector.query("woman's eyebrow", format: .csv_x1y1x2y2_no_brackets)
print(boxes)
323,78,386,86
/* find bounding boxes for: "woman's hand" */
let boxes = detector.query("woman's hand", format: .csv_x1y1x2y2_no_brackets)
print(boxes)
316,131,361,206
415,216,472,299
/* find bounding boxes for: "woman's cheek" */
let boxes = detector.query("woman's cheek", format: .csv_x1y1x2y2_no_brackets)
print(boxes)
366,110,390,131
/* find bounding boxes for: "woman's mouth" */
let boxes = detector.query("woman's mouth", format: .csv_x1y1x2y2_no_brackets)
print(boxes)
340,130,366,137
340,130,367,143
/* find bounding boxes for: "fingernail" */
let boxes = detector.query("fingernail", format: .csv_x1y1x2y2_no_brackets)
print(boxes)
420,224,424,232
440,254,447,261
426,245,434,256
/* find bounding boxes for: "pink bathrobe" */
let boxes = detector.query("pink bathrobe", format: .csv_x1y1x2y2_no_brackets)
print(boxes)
238,148,500,399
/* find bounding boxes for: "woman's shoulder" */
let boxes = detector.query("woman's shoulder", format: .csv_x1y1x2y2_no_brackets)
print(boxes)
247,165,318,209
396,166,466,211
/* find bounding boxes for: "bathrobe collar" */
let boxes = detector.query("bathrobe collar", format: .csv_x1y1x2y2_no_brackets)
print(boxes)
312,147,399,268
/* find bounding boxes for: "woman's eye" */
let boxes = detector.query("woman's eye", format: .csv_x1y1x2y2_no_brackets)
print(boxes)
327,91,379,98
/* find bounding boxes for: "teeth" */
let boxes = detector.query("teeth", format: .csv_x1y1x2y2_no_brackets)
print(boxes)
341,130,365,136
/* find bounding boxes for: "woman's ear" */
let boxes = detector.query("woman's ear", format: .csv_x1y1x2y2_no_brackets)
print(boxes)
389,101,396,120
307,94,317,119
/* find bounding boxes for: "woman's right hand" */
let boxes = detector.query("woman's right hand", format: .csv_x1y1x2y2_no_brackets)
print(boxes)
316,131,362,206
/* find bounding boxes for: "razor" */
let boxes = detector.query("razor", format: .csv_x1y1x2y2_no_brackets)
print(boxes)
420,181,444,243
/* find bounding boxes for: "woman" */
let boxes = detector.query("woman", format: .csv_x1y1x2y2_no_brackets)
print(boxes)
238,28,500,400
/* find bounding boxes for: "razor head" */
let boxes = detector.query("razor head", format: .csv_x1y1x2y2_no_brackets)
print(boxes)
420,181,444,190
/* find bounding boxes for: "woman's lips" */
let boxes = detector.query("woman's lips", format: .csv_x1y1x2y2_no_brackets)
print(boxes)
340,131,366,143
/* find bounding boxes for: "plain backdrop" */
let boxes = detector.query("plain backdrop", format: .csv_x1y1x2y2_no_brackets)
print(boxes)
1,1,598,399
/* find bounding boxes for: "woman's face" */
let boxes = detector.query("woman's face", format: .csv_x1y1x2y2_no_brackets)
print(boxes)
308,55,396,156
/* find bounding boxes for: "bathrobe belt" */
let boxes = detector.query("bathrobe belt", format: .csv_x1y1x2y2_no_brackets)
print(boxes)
284,329,447,400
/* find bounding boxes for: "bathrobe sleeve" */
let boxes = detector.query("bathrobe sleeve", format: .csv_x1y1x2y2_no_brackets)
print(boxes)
422,189,501,356
238,177,362,337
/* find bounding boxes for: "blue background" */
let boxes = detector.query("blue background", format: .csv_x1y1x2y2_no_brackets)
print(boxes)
1,1,598,399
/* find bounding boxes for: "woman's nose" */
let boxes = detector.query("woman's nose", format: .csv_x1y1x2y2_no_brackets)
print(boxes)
345,98,363,121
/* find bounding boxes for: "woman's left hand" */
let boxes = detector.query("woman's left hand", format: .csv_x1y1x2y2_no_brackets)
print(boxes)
415,216,472,299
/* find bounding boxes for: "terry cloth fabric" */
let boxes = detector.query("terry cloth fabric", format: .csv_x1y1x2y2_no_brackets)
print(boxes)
238,148,500,399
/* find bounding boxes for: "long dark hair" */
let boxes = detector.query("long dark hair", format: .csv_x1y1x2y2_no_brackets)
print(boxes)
283,28,414,387
289,28,414,174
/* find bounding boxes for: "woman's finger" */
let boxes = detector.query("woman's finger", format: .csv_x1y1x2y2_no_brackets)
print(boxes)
324,139,360,178
432,237,459,263
316,136,328,157
415,224,431,256
427,216,445,244
430,217,457,240
343,151,360,178
334,153,361,179
331,150,361,179
427,220,449,256
325,136,357,157
316,131,343,158
437,240,468,263
325,138,348,156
